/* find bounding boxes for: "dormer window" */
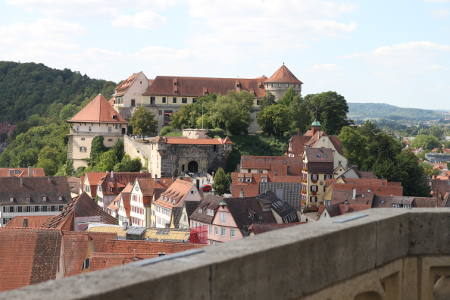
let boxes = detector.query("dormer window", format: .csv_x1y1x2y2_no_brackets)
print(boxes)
25,197,31,202
58,196,63,201
42,196,47,202
9,197,14,203
112,115,117,119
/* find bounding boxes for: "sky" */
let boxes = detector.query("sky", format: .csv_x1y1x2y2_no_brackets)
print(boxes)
0,0,449,110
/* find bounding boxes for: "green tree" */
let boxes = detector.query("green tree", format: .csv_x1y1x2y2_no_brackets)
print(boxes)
339,122,430,196
411,135,441,151
304,91,351,135
113,155,142,172
213,167,230,195
37,158,58,176
130,106,158,137
90,136,107,166
260,91,276,108
95,150,116,171
257,104,290,136
111,140,124,163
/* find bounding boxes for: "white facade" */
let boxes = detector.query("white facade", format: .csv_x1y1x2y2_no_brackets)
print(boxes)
0,204,64,226
114,72,150,109
68,123,127,170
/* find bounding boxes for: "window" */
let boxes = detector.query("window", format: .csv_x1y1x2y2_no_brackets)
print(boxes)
59,205,64,211
192,98,197,103
89,127,92,132
220,212,226,223
9,206,14,212
2,207,6,212
17,206,22,212
256,100,261,106
214,226,218,235
42,196,47,202
42,206,47,212
220,227,226,236
58,196,63,201
182,97,187,104
9,197,14,203
80,146,87,153
131,99,136,107
162,97,166,103
230,228,236,237
82,258,90,270
158,110,162,116
26,206,31,212
172,97,177,103
35,206,40,212
108,127,112,133
81,137,85,141
51,206,56,211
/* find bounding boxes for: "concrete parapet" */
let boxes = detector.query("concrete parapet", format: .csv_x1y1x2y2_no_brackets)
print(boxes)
3,208,450,300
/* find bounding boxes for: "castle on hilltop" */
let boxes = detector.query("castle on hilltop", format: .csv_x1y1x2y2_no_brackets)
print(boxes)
111,64,303,132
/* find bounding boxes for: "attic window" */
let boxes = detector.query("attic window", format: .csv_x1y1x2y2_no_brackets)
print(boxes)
42,196,47,202
58,196,63,201
112,115,117,119
9,197,14,203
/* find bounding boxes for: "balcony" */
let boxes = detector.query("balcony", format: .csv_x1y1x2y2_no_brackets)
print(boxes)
3,208,450,300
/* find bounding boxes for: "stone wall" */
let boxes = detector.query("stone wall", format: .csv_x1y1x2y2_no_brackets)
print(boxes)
4,208,450,300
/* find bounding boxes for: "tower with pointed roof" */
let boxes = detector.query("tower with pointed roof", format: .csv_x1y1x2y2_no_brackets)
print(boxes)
264,64,303,100
67,94,128,170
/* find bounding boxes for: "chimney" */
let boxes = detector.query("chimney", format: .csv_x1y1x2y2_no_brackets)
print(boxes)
28,166,32,177
352,188,356,200
23,218,28,228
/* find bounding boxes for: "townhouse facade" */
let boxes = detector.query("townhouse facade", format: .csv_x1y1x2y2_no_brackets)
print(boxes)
151,179,202,229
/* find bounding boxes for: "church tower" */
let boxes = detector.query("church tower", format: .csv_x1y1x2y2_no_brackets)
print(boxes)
264,64,303,100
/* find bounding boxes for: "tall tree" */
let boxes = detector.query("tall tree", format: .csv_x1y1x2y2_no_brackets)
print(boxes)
257,104,290,136
130,106,158,137
213,167,230,195
411,134,441,151
304,91,351,135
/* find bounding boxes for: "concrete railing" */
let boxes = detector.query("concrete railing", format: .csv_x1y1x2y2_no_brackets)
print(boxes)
3,208,450,300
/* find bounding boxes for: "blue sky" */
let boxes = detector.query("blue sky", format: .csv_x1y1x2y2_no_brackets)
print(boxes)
0,0,449,109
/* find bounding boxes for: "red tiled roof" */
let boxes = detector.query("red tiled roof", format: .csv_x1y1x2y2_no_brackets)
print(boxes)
287,134,311,157
0,228,62,291
0,168,45,177
115,73,139,94
42,193,118,230
240,155,302,176
143,76,267,98
155,179,194,208
230,172,301,198
68,94,127,123
265,64,302,84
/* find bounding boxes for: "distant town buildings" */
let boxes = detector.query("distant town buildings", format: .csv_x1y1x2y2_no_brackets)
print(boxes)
111,64,302,132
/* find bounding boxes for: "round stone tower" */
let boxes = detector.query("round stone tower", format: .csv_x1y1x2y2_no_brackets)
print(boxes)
264,64,303,100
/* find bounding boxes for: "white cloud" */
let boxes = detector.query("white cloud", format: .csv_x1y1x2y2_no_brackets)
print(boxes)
311,64,338,71
112,11,166,30
372,41,450,56
0,18,84,59
432,9,450,18
6,0,178,17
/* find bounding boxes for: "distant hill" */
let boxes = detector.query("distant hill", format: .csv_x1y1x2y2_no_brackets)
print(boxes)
347,103,446,121
0,61,115,122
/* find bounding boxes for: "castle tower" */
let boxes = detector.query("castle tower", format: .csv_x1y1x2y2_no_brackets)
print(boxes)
264,64,303,100
67,94,128,170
